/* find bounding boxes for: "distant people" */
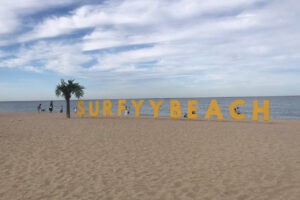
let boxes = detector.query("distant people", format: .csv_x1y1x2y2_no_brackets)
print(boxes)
49,101,53,113
37,104,41,113
74,107,77,113
124,106,128,116
234,106,241,115
183,111,195,118
60,106,63,113
127,106,130,115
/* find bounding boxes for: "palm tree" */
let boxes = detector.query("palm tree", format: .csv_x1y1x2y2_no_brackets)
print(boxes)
55,79,84,118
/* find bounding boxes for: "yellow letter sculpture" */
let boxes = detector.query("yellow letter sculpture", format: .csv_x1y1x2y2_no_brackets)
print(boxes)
131,100,144,117
89,100,100,117
229,99,245,120
118,99,127,116
76,100,85,117
149,100,163,118
252,100,270,121
187,100,198,119
103,100,113,117
205,99,223,120
170,100,182,119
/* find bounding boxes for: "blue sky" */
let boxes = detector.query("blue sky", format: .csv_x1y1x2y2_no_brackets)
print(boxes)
0,0,299,101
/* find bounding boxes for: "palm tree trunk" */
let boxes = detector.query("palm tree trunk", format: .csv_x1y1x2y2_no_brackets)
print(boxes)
66,98,71,118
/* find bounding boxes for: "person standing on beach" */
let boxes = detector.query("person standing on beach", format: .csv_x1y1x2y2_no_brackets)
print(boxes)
124,106,128,116
234,105,241,115
124,106,130,116
49,101,53,113
37,104,41,113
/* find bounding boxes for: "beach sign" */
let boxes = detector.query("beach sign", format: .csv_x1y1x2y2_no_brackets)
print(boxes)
76,99,270,121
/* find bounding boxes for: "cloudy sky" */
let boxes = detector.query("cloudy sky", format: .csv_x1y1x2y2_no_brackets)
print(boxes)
0,0,299,101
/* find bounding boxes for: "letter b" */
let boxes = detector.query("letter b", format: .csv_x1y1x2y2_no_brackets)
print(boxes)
170,100,182,119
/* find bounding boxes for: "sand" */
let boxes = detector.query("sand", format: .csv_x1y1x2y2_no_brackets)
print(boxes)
0,113,300,200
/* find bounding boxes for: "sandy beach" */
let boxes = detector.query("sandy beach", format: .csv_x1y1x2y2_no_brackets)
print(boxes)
0,113,299,200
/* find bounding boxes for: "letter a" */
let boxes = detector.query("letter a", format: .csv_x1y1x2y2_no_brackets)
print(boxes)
205,99,223,120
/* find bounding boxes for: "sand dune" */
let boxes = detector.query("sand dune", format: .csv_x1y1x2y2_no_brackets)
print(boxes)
0,113,299,200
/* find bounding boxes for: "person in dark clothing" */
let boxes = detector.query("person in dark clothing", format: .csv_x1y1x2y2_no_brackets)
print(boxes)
49,101,53,113
37,104,42,112
234,106,241,115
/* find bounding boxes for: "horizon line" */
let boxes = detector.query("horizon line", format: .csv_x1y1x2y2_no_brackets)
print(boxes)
1,95,300,102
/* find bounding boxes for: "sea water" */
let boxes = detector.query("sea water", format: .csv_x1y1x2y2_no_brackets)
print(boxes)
0,96,299,119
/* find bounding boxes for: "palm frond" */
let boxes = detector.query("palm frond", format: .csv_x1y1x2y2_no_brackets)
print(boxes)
55,79,85,100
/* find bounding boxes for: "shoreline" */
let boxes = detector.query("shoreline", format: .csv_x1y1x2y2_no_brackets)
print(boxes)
1,112,300,122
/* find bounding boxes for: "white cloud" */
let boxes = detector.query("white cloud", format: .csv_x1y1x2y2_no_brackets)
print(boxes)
19,0,263,42
0,0,78,35
0,41,92,75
